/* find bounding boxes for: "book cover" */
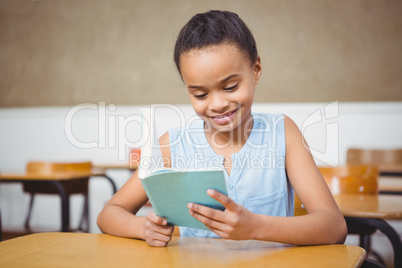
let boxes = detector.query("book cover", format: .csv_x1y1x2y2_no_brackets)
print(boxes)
141,169,227,230
138,108,227,230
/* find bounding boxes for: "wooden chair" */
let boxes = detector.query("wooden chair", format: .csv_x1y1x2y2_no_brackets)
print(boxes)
347,148,402,170
319,166,380,260
294,195,307,216
22,161,92,232
318,165,379,195
294,165,378,215
345,149,402,264
296,165,384,265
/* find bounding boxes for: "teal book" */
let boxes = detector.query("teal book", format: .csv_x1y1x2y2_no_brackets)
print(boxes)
138,108,227,230
140,169,227,230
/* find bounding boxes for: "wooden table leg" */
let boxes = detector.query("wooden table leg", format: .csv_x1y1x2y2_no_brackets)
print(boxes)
50,181,69,232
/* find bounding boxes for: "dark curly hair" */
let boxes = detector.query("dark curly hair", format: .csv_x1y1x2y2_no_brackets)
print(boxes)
174,10,258,77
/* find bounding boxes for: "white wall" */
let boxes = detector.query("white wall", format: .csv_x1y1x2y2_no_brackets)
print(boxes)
1,102,402,234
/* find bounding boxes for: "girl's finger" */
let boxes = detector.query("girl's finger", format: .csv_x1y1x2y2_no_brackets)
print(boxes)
207,189,239,212
146,211,167,225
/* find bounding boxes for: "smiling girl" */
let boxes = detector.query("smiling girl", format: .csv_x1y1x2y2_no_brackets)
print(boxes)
97,10,347,247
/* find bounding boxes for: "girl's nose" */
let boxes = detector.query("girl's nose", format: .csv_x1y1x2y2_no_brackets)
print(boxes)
208,92,229,112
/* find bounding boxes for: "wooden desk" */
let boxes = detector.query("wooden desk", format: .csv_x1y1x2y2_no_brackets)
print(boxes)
335,194,402,219
0,232,366,268
0,171,117,232
93,163,137,171
379,176,402,195
379,164,402,177
369,165,402,194
334,194,402,268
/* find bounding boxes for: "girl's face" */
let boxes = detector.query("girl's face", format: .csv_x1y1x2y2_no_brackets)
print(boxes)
180,44,262,134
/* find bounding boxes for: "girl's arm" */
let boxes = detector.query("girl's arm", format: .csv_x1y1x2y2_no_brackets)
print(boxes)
188,116,347,245
97,132,174,247
249,116,347,244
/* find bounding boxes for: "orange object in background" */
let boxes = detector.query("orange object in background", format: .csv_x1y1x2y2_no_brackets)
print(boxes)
129,148,141,169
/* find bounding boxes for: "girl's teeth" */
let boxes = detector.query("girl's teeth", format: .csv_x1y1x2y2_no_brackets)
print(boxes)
216,110,234,118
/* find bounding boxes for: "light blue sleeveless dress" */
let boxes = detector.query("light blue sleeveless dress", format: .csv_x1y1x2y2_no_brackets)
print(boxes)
168,113,294,238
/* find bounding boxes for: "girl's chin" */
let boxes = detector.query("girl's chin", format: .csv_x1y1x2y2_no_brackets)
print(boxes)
207,120,239,133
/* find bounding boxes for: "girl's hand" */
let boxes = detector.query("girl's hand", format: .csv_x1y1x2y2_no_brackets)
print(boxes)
143,211,174,247
188,189,258,240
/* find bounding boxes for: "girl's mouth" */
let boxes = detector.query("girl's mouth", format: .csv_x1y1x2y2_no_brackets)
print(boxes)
210,109,238,125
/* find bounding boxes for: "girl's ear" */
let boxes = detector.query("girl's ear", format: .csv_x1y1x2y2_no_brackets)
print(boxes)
253,56,262,84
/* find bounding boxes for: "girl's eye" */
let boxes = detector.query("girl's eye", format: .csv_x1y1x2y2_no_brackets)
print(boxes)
224,84,238,91
194,93,207,99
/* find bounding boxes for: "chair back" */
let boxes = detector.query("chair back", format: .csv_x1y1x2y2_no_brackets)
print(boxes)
26,162,92,174
294,165,379,216
347,148,402,166
318,165,379,195
294,195,307,216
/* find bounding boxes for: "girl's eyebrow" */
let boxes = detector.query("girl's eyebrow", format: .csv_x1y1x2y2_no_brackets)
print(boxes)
187,84,204,90
187,74,240,89
220,74,240,84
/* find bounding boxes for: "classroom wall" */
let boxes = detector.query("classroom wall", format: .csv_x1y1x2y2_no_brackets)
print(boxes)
1,0,402,107
1,101,402,232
